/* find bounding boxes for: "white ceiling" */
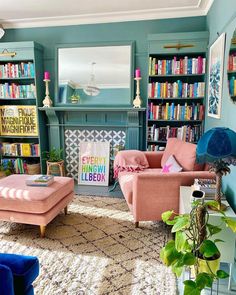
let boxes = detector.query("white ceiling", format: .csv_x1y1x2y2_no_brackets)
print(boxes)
0,0,214,28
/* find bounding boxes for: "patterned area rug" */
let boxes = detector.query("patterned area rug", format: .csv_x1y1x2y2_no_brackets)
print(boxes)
0,196,176,295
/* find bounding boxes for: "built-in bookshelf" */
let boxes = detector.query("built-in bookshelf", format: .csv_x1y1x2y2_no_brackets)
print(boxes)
147,32,209,151
0,42,48,174
228,46,236,102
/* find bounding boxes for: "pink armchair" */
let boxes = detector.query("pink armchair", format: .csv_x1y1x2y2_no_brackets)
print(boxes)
117,139,215,227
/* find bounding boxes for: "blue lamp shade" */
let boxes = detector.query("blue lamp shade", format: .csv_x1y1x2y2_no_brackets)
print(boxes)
196,127,236,163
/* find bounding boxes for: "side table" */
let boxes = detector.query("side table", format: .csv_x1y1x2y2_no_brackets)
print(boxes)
179,186,236,291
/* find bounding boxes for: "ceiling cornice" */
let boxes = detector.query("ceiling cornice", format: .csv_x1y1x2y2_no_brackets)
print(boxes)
1,0,214,29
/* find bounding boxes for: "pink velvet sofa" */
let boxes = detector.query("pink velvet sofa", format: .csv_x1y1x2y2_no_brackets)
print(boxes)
117,138,215,227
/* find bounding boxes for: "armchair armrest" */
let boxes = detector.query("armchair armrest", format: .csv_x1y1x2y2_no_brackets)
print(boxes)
144,151,164,168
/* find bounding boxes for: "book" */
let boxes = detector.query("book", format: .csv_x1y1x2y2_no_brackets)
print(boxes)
192,178,226,200
26,175,54,186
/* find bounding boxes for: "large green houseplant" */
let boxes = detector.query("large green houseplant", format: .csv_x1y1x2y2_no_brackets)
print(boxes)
161,200,236,294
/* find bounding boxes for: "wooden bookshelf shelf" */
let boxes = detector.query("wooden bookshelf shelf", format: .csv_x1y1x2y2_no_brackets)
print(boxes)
2,155,40,158
0,77,35,80
148,97,204,100
147,32,208,151
0,135,39,139
0,98,36,100
149,74,205,78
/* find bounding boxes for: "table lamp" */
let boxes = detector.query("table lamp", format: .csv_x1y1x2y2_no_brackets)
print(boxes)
196,127,236,210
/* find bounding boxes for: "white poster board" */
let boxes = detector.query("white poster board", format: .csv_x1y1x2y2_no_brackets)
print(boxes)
78,141,110,186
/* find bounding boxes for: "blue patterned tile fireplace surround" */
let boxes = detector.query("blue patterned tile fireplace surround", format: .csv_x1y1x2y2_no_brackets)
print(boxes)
40,107,146,180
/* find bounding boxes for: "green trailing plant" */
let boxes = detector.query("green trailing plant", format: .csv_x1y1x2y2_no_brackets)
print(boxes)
161,200,236,294
43,148,63,162
0,157,14,176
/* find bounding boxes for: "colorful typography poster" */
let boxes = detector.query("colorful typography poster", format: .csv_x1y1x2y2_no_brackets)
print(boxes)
78,141,110,186
0,105,38,136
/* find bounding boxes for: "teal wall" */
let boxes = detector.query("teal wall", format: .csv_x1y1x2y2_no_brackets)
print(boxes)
206,0,236,210
59,86,129,105
0,17,206,107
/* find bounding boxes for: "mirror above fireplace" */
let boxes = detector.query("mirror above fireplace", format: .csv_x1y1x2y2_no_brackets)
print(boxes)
56,43,134,106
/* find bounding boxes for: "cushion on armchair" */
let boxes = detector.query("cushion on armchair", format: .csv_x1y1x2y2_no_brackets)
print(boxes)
161,138,201,171
114,150,149,178
0,253,39,295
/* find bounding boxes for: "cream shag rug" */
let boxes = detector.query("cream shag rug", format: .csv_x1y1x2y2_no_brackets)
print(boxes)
0,196,176,295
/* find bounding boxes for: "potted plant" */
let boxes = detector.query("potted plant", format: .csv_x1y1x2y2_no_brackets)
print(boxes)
161,199,236,294
0,158,14,177
70,93,80,104
43,148,64,176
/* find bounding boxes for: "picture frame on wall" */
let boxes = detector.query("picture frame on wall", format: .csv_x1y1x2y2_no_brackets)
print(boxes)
207,33,226,119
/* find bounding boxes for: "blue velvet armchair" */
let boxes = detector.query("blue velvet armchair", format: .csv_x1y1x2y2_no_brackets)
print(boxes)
0,254,39,295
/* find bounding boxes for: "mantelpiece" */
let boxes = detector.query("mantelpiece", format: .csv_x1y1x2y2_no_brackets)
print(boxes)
39,107,146,178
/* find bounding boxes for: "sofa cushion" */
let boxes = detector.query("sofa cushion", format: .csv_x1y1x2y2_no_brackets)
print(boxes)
162,155,183,173
161,138,197,171
114,150,149,178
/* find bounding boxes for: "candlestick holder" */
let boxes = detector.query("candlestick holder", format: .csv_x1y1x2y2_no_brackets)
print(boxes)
43,79,53,107
133,77,142,108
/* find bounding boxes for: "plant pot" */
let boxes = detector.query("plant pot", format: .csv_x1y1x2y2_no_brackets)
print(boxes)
197,256,220,275
47,160,65,176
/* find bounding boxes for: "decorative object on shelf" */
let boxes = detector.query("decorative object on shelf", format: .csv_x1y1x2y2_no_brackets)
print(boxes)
207,33,226,119
43,148,65,176
161,200,236,294
83,62,100,96
70,93,80,104
133,68,142,108
0,105,38,136
190,190,205,206
196,127,236,210
43,71,53,107
0,24,5,39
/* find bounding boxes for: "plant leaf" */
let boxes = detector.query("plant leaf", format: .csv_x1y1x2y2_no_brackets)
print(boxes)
222,217,236,232
171,264,183,277
196,272,214,289
199,240,220,258
182,253,196,266
216,270,229,279
171,216,189,233
207,224,222,236
162,210,174,222
214,239,224,243
160,240,180,266
183,281,200,295
175,231,187,252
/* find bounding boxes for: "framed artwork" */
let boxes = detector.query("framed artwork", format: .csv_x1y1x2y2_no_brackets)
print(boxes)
78,141,110,186
207,33,226,119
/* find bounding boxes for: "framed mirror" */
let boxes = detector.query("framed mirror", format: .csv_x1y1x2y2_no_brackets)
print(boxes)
56,42,134,106
227,31,236,103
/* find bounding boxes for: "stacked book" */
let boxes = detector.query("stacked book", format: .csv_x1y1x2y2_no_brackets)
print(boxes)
26,175,54,187
228,53,236,72
192,178,224,199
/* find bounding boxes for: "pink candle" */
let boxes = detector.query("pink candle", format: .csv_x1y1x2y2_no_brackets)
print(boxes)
135,68,141,78
44,71,50,80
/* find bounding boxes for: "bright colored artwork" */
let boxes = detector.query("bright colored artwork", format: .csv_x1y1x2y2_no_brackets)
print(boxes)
207,33,226,119
78,141,110,186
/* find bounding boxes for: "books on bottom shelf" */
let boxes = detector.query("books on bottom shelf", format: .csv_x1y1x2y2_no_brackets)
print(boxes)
26,175,54,187
192,178,226,200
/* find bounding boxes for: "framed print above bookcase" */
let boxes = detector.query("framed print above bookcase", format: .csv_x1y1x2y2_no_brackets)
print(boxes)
207,33,226,119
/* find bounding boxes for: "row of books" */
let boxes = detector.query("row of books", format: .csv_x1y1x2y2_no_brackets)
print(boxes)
228,54,236,72
0,83,36,99
148,81,205,98
148,124,203,143
148,102,205,121
228,76,236,96
0,62,35,79
1,142,40,157
147,144,165,152
2,158,27,174
149,56,206,76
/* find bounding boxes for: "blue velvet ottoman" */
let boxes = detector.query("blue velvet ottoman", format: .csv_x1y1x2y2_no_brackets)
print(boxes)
0,254,39,295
